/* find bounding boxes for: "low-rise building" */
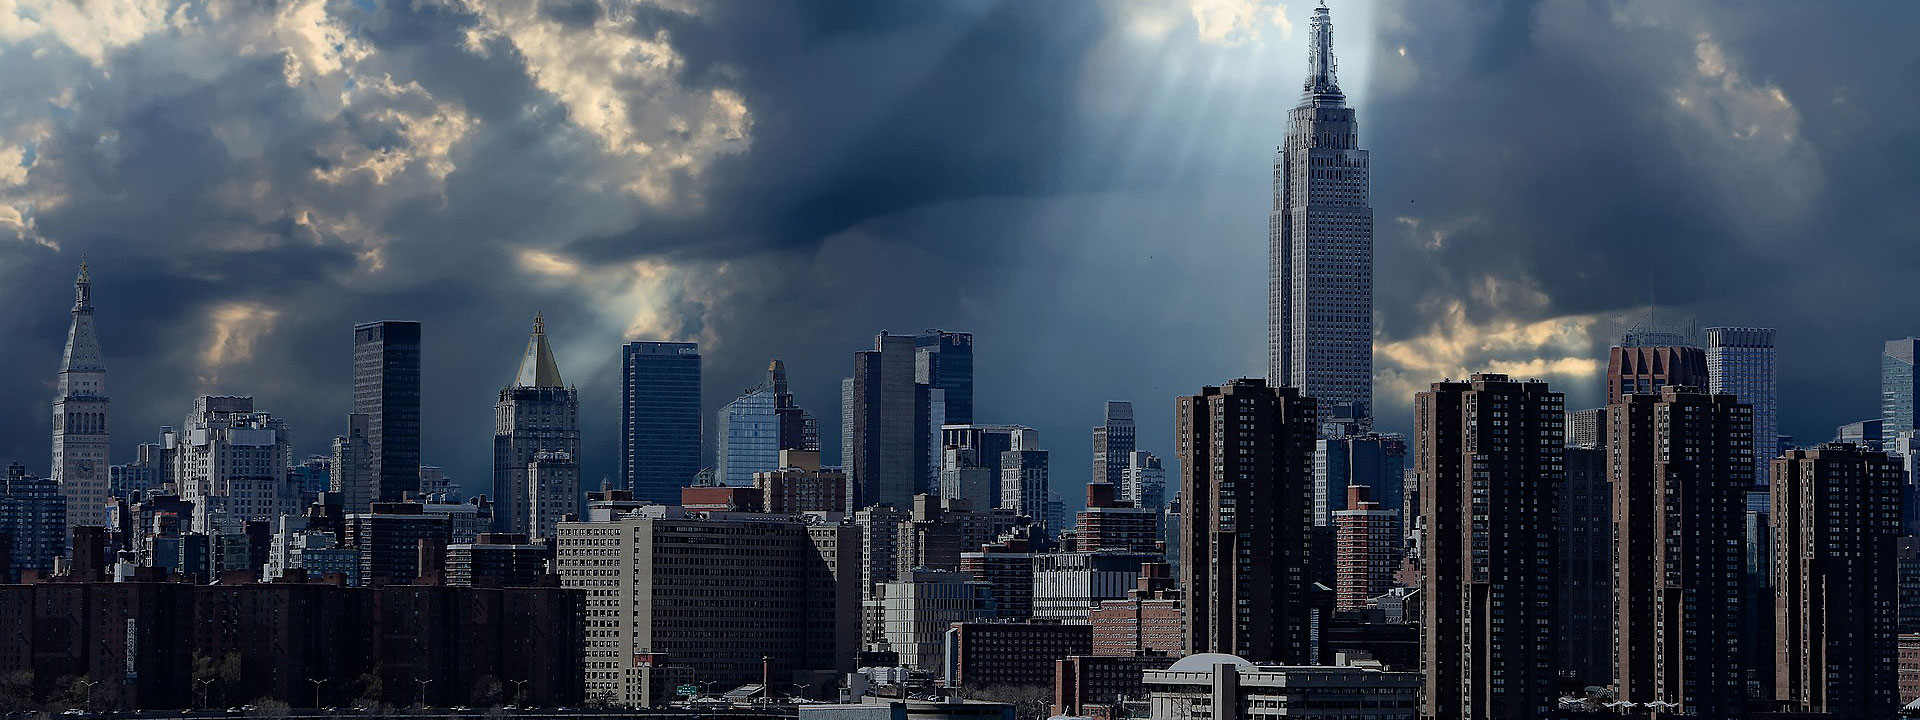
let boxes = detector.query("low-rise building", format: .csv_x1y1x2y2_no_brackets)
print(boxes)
945,621,1090,690
1144,654,1419,720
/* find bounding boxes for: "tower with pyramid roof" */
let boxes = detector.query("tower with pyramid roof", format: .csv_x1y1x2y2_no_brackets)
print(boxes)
493,313,580,538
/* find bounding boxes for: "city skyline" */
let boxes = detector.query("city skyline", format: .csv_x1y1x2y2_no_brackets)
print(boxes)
0,2,1917,505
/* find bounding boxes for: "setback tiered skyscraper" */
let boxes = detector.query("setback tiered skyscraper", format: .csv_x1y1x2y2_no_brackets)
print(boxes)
493,314,580,538
175,396,297,528
1269,4,1373,427
1177,378,1320,664
1773,444,1903,717
1091,401,1135,488
1417,374,1562,720
52,260,110,529
715,359,818,486
1707,327,1779,482
352,320,422,504
621,341,701,504
1611,387,1752,718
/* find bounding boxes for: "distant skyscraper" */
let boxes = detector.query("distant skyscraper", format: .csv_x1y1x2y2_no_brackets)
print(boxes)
1000,435,1049,532
1120,451,1166,512
1885,338,1920,434
0,463,66,581
1312,432,1405,525
52,260,109,529
846,332,922,509
1708,327,1779,482
1091,402,1136,489
175,396,297,527
1417,374,1562,720
914,331,973,425
1611,387,1752,718
331,414,375,514
1269,4,1373,428
716,359,818,486
620,341,701,504
352,321,422,503
494,314,580,538
1177,378,1321,664
1773,445,1903,717
1838,418,1885,451
1606,344,1708,405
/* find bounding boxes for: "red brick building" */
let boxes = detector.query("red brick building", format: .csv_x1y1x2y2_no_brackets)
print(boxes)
1088,563,1181,656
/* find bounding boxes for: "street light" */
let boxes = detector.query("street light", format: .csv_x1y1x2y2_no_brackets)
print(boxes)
78,679,102,712
508,679,529,707
194,678,214,709
308,678,327,709
414,678,433,708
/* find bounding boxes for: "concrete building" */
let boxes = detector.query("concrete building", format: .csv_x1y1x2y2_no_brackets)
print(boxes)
1902,634,1920,706
1773,444,1903,717
175,396,298,526
353,320,422,504
52,261,110,529
1177,379,1321,665
493,314,581,538
1708,327,1780,484
1121,451,1167,513
1611,386,1752,718
1268,3,1374,430
1032,551,1159,624
856,504,911,593
1331,486,1398,611
621,340,701,504
880,569,995,676
1053,653,1176,719
0,463,66,581
1567,407,1607,449
945,621,1090,690
1558,445,1612,687
717,359,819,486
756,450,849,514
1000,445,1049,532
555,509,859,706
1887,338,1920,435
1145,654,1418,720
1312,433,1405,528
941,424,1026,509
330,413,376,514
1417,374,1562,720
1092,401,1135,488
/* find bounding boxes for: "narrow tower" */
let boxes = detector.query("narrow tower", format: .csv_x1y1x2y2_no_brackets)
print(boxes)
494,313,580,538
52,259,111,529
1270,3,1374,428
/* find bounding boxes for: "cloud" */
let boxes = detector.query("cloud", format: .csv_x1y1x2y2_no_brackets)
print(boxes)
199,301,282,388
1188,0,1292,46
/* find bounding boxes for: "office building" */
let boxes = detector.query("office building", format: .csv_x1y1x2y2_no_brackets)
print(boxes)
1120,451,1166,512
1177,378,1320,664
330,414,375,514
343,501,452,584
175,396,298,525
1902,634,1920,707
556,509,859,706
1567,407,1606,448
1417,374,1562,720
855,504,911,594
494,314,580,538
1032,550,1158,624
946,621,1091,690
1888,338,1920,434
1092,402,1135,488
756,450,849,514
961,534,1035,620
1773,444,1903,717
1606,344,1708,405
879,569,995,676
445,532,550,587
1558,445,1612,687
1313,432,1406,525
621,340,701,504
109,441,167,499
915,331,974,426
1611,387,1751,717
847,332,924,510
1268,3,1374,429
1053,653,1176,720
941,424,1030,510
1000,444,1049,529
1840,417,1887,452
52,261,110,529
1331,486,1399,611
1708,327,1779,482
1145,655,1418,720
716,359,819,486
0,464,66,581
353,320,422,504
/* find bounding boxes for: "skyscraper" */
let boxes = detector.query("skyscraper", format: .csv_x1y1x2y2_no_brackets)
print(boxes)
1611,387,1752,718
716,359,818,486
1885,338,1920,434
352,321,421,504
914,331,973,425
1605,344,1708,405
1773,444,1903,717
1708,327,1779,483
1000,439,1049,533
1331,486,1399,611
494,314,580,538
1177,378,1320,664
330,414,374,514
1417,374,1562,720
52,260,110,528
620,341,701,504
1312,432,1406,525
176,396,298,527
1091,401,1136,488
1120,450,1166,512
1558,445,1612,687
846,332,922,510
1269,4,1373,427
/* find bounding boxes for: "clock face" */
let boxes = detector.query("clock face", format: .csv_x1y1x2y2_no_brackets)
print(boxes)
78,460,94,477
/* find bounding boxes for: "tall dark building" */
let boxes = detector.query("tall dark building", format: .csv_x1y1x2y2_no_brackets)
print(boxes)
1176,378,1320,664
1416,374,1561,720
914,330,974,425
846,332,922,509
1611,387,1751,718
620,341,701,504
1773,444,1903,717
1605,345,1708,405
353,321,422,503
494,314,579,538
0,463,66,581
1558,445,1612,687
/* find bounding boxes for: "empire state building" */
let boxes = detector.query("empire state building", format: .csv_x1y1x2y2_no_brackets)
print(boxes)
1269,3,1373,428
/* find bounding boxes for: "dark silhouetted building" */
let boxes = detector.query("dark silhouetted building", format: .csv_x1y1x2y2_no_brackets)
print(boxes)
353,320,421,504
344,501,451,584
621,340,701,504
1417,373,1562,720
1558,444,1612,687
447,532,550,587
0,463,65,581
947,622,1090,690
494,314,580,539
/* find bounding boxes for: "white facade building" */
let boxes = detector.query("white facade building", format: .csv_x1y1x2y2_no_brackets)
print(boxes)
52,261,111,528
176,396,298,526
1145,654,1418,720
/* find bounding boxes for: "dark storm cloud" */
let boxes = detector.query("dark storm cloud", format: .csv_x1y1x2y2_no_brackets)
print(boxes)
0,0,1914,504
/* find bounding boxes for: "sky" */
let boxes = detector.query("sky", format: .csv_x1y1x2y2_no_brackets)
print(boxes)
2,0,1918,505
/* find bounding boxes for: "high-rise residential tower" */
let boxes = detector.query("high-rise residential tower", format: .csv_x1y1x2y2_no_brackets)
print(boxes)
1121,451,1166,512
1091,401,1135,488
176,396,297,527
494,314,580,538
1606,344,1708,405
1558,445,1613,687
1177,378,1321,664
716,359,818,486
352,321,422,504
621,341,701,504
1611,387,1752,718
1773,444,1903,717
1885,338,1920,434
1417,374,1562,720
1708,327,1779,482
1269,4,1373,428
52,260,110,529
